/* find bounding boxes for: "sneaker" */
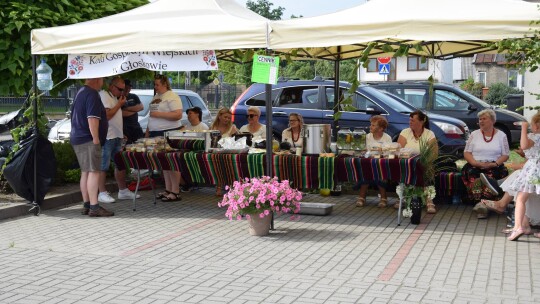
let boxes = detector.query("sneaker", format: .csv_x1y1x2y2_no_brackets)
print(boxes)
98,192,116,204
180,185,191,193
118,189,141,200
88,206,114,217
480,173,500,196
81,208,89,215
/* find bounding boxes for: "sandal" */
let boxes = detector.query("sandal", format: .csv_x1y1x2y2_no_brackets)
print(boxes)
481,199,504,214
155,190,170,199
378,198,388,208
356,197,366,207
426,203,437,214
161,192,182,202
507,227,524,241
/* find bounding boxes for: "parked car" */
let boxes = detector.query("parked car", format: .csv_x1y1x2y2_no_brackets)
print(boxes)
48,89,212,142
230,78,469,156
366,81,526,144
0,110,22,133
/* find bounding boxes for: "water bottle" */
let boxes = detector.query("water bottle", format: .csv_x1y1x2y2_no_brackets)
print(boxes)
36,58,53,91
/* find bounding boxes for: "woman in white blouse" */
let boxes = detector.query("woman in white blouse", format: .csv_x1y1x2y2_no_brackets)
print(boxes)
461,109,509,209
239,106,266,139
281,113,304,149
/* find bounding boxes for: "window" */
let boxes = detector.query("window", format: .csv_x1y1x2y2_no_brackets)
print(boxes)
434,90,469,110
276,86,319,109
508,70,518,88
407,57,428,71
367,59,377,72
478,72,486,87
246,90,279,106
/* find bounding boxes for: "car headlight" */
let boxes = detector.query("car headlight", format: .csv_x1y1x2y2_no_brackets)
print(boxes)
433,121,464,138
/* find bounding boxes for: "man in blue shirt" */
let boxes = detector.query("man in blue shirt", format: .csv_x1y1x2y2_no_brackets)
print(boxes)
70,78,114,217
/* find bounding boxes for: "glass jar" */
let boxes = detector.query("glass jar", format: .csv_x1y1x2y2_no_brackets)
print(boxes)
337,129,352,150
352,128,366,150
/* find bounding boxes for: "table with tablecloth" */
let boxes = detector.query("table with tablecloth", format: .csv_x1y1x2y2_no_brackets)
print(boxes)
334,155,425,187
114,151,335,190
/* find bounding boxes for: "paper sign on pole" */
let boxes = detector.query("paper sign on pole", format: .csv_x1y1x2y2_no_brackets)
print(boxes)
67,50,218,79
251,54,280,84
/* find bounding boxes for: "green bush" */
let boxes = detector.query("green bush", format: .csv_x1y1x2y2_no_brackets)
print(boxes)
51,141,79,185
485,83,521,106
460,77,484,99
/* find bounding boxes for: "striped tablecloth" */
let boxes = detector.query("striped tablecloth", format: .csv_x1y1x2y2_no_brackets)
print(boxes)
334,155,425,187
114,151,331,190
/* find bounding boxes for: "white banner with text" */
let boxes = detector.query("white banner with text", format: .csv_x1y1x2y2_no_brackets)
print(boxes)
67,51,218,79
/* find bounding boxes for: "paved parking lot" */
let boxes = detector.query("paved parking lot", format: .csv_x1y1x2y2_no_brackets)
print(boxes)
0,187,539,303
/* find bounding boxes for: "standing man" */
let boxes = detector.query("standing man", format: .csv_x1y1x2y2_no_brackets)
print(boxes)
122,79,144,144
97,76,140,203
70,78,114,217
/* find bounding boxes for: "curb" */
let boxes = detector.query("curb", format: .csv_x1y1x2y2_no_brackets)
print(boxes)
0,184,118,221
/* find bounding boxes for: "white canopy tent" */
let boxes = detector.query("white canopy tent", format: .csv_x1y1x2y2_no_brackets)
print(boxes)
31,0,271,54
270,0,540,60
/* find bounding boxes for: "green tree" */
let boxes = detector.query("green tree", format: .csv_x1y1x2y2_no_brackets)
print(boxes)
246,0,284,20
485,83,521,106
494,7,540,110
0,0,147,96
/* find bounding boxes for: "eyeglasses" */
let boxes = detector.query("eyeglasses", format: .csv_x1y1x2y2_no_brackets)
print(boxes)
247,114,258,119
113,85,124,92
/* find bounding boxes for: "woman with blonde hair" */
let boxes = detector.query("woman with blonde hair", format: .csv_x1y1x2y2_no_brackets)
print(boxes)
239,106,266,139
210,108,238,196
146,74,183,202
282,113,304,149
210,107,238,137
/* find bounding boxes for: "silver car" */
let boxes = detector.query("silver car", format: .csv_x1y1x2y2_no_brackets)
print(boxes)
48,89,212,142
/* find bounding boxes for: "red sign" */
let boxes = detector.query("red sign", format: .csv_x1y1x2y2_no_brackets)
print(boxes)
377,57,391,64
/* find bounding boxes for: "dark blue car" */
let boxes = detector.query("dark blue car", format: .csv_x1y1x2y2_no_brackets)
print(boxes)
231,79,469,156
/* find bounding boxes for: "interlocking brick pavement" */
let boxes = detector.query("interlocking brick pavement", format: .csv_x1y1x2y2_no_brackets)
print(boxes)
0,187,539,303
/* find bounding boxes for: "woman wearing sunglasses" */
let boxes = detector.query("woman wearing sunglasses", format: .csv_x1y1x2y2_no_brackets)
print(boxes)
238,106,266,139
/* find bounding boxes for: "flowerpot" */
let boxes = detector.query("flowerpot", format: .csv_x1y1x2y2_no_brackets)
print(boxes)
248,214,272,236
410,196,422,225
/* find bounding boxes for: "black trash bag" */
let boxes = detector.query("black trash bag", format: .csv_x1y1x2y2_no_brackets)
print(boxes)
3,130,56,205
0,140,15,157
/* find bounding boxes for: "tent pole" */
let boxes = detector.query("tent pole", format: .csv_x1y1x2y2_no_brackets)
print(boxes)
32,55,39,214
332,46,341,142
265,49,274,231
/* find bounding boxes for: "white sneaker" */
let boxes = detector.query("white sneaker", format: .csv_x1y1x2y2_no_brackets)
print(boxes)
98,191,116,203
118,189,141,200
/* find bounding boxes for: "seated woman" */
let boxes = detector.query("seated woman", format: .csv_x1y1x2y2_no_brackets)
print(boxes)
397,110,438,213
210,108,238,196
356,115,392,208
239,106,266,139
210,107,238,138
179,107,209,193
461,109,509,211
281,113,304,149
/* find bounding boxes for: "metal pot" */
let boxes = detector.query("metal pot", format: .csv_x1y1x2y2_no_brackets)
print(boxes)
303,124,331,154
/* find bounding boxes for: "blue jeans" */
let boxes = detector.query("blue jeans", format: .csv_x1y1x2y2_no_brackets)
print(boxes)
100,138,122,171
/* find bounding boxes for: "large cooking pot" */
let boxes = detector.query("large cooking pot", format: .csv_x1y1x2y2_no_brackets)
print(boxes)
303,124,331,154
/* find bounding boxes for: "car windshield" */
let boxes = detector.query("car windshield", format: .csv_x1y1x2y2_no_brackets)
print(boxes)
364,87,415,113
